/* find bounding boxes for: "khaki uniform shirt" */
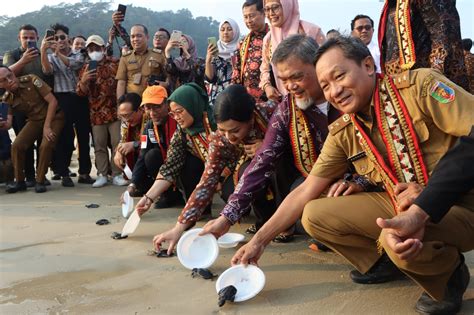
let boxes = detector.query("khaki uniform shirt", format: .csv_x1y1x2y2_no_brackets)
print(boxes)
115,48,166,95
2,75,52,121
311,68,474,184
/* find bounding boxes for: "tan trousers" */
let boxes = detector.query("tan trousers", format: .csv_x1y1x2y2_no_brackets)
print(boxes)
11,112,64,183
301,192,474,301
91,120,121,176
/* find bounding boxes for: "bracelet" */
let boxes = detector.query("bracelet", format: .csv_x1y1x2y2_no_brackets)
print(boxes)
144,193,154,204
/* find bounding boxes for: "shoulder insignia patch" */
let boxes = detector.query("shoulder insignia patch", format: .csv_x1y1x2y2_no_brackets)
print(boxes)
33,78,43,88
2,91,11,103
329,114,352,136
122,50,132,57
19,75,31,83
430,81,455,103
392,71,410,89
152,48,162,54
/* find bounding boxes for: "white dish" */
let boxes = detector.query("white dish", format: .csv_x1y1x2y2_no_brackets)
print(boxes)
217,233,245,248
176,228,219,270
216,264,265,302
121,191,134,218
124,164,133,179
120,209,141,237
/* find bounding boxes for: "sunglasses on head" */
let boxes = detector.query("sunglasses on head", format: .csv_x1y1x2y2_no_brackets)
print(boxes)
54,34,67,41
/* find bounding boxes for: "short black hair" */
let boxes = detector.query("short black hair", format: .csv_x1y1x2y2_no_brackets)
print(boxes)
132,24,148,36
351,14,374,30
73,35,86,42
214,85,255,123
51,23,69,35
315,36,371,67
19,24,38,34
118,93,142,111
462,38,472,51
242,0,263,12
158,28,170,39
0,65,12,72
326,29,341,37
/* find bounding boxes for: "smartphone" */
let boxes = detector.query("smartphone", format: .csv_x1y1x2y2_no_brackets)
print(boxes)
88,60,97,71
170,30,182,42
118,4,127,16
46,29,55,38
27,41,37,50
207,37,218,56
0,102,8,121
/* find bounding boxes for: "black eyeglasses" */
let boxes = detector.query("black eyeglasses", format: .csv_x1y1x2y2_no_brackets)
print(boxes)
54,34,67,41
354,25,372,32
263,4,281,14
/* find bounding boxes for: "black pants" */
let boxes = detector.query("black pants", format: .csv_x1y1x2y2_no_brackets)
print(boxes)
178,152,205,199
54,93,92,177
12,112,36,180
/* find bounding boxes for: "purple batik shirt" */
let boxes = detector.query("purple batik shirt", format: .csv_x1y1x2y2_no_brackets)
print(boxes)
221,95,339,224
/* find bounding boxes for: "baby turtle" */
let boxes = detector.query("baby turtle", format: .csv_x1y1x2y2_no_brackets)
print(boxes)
147,249,174,258
218,285,237,307
111,232,128,240
191,268,217,280
95,219,110,225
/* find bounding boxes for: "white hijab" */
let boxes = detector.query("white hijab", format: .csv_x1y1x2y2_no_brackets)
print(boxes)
217,18,240,60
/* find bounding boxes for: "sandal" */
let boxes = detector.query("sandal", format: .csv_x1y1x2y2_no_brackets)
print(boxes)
273,233,294,243
245,224,258,234
308,239,332,252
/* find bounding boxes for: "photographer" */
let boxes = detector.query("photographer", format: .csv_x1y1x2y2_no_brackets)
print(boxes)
77,35,121,188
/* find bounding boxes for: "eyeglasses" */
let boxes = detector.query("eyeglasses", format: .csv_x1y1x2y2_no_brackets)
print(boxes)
354,25,372,32
154,35,167,40
54,34,67,41
263,4,281,14
118,112,134,122
168,108,185,119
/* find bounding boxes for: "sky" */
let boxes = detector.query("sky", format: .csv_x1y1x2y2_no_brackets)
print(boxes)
2,0,473,41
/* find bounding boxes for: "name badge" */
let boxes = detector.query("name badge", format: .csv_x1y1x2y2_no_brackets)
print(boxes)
347,151,366,163
140,134,148,149
148,129,158,143
132,73,142,85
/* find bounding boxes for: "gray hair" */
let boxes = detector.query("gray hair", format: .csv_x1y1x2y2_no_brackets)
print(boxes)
271,34,320,66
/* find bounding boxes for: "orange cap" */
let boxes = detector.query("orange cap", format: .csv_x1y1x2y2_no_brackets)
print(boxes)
141,85,168,106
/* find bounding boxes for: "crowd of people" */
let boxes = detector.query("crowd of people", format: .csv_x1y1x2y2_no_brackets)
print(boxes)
0,0,473,313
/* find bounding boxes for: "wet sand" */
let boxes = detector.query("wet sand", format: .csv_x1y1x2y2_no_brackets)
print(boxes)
1,182,473,314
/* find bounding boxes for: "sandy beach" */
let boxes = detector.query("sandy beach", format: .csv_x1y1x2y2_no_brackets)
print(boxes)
1,179,473,315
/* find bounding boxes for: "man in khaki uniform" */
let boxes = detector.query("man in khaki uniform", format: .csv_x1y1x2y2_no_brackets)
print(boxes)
115,24,168,98
231,37,474,314
0,66,64,193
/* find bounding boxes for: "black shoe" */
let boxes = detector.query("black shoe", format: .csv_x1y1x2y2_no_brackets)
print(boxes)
246,224,258,234
78,174,95,184
6,181,27,193
154,195,171,209
350,254,406,284
309,239,332,252
35,182,47,193
44,179,51,186
52,174,61,180
25,179,36,188
69,171,77,177
415,256,470,315
61,176,74,187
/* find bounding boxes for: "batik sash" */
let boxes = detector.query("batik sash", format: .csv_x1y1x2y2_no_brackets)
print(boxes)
289,96,318,177
351,74,428,211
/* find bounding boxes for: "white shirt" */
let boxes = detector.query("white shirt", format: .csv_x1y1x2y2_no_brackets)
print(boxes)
367,40,381,73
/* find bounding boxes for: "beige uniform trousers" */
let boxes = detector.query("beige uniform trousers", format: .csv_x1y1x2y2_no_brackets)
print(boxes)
301,192,474,301
91,120,121,176
11,111,64,183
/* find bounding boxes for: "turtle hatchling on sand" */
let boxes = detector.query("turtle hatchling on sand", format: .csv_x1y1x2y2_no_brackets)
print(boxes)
191,268,217,280
218,285,237,307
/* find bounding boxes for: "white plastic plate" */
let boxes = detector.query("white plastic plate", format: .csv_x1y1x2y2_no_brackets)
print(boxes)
176,228,219,269
120,209,141,237
216,264,266,302
217,233,245,248
121,191,134,218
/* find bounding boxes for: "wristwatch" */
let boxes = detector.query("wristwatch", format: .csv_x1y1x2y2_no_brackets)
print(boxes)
133,140,140,149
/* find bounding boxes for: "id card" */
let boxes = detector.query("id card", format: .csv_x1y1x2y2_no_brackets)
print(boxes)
140,134,148,149
133,72,142,85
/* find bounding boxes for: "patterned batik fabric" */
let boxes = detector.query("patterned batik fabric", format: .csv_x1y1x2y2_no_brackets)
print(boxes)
231,25,269,102
205,56,233,106
76,59,119,125
379,0,470,92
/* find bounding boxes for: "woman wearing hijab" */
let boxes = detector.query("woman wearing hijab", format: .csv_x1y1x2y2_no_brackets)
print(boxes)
205,18,241,106
152,85,285,254
164,34,205,91
260,0,326,101
135,83,217,216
